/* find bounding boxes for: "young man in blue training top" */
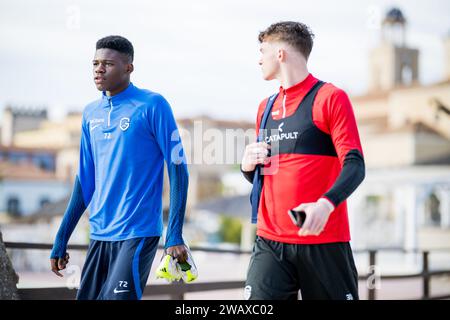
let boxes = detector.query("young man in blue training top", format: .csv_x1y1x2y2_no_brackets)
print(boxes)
49,35,189,300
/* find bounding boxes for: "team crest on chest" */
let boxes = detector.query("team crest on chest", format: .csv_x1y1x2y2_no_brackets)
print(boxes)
119,117,130,131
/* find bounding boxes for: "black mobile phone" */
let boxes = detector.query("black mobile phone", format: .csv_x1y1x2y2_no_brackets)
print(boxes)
288,209,306,228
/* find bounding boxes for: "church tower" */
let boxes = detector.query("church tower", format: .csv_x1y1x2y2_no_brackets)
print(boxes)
369,8,419,92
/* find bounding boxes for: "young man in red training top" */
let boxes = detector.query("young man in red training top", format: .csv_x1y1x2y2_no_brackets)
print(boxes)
241,21,365,300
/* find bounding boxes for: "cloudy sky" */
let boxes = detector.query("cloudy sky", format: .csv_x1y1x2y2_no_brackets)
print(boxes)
0,0,449,122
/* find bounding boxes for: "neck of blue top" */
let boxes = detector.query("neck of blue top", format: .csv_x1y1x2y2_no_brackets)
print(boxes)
102,82,135,105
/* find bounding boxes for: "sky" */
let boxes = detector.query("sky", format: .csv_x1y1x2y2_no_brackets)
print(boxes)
0,0,449,122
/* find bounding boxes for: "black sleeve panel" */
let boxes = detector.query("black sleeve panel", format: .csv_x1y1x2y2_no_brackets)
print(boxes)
241,164,255,184
323,149,365,207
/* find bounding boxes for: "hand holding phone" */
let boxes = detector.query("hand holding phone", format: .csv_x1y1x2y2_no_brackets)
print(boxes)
288,209,306,228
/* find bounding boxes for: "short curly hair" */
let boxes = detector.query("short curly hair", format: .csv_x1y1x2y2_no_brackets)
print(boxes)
258,21,315,60
96,35,134,62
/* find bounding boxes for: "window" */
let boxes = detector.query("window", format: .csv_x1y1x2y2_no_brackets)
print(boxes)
424,192,441,227
9,151,28,164
401,64,413,86
40,197,50,208
32,154,55,171
7,197,21,217
364,195,382,223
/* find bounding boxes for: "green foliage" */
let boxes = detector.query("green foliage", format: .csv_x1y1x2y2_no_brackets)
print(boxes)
218,215,242,244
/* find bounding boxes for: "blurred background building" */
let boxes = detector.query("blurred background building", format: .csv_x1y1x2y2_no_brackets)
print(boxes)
1,6,449,255
0,4,449,299
349,8,450,251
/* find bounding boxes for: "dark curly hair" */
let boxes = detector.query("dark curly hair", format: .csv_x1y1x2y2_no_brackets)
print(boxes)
258,21,315,60
96,35,134,62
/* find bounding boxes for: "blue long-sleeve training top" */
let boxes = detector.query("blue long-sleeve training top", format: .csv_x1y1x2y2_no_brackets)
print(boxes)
51,82,189,258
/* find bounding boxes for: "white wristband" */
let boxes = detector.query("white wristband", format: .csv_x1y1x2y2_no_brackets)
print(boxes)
318,197,335,212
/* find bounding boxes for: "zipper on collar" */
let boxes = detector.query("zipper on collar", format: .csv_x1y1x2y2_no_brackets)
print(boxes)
107,98,114,127
282,91,287,118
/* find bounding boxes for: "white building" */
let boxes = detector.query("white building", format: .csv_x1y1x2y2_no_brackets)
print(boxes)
0,161,70,219
349,8,450,250
349,166,450,250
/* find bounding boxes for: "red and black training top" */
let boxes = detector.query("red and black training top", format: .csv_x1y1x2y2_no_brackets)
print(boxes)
244,73,365,244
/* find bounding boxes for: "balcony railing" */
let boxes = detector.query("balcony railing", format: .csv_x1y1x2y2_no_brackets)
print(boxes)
4,242,450,300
